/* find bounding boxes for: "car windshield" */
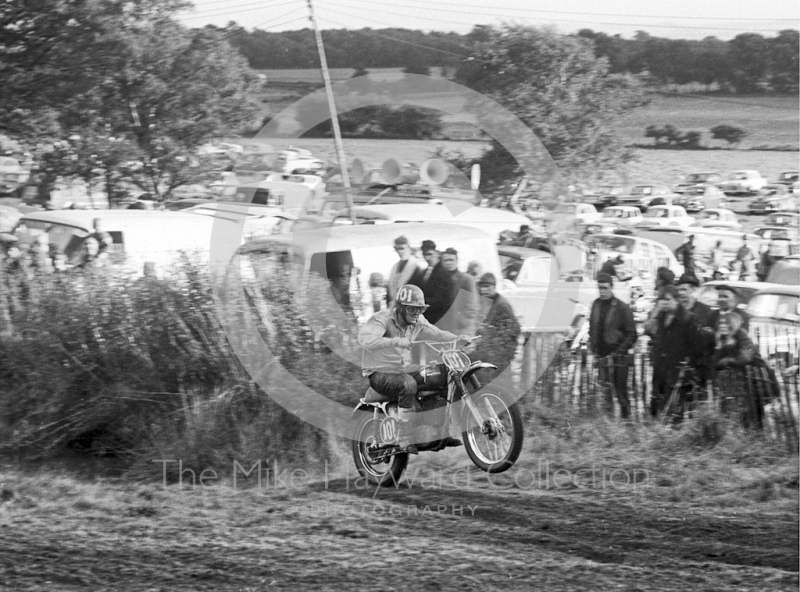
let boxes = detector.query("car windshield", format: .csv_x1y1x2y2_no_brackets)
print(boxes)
687,174,707,183
780,172,798,181
499,255,523,281
644,209,667,218
748,293,800,319
704,211,720,220
630,186,650,195
729,172,748,180
603,209,624,218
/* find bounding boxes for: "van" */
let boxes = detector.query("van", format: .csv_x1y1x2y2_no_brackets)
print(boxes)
236,223,583,333
13,210,243,277
329,203,533,241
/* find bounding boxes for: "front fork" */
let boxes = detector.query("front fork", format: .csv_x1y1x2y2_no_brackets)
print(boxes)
450,372,489,430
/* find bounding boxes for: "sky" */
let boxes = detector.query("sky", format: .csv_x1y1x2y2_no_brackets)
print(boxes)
176,0,799,40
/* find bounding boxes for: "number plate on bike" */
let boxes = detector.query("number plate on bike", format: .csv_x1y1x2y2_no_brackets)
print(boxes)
442,351,470,371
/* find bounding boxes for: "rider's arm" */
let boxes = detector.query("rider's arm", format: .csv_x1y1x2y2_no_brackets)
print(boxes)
357,314,399,351
415,317,460,343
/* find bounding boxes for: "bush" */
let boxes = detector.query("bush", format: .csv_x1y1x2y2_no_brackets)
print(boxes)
710,124,747,146
0,253,362,476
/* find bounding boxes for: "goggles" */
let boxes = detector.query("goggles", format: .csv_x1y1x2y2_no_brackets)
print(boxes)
404,306,425,315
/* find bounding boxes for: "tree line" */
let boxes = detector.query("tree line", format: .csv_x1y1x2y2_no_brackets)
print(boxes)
224,25,799,94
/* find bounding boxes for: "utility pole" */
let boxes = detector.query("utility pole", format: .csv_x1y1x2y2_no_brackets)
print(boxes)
306,0,355,223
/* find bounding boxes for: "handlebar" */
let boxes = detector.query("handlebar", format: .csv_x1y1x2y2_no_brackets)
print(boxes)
410,336,480,354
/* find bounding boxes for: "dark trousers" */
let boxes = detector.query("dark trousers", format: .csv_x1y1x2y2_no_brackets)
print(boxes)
369,372,417,408
598,355,631,419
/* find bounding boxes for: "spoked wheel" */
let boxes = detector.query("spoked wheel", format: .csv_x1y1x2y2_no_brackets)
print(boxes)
351,411,409,487
461,387,523,474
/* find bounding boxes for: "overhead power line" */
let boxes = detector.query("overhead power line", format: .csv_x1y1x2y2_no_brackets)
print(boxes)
395,0,799,23
323,0,796,32
181,0,303,21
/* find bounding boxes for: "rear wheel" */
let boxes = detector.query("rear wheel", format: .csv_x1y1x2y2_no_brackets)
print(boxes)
351,411,409,487
461,387,523,474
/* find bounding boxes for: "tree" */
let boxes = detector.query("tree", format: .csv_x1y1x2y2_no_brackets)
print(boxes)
453,25,647,188
710,125,747,147
727,34,770,92
644,125,667,145
767,30,800,93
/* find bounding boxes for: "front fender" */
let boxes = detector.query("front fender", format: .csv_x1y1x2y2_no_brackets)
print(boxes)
459,361,497,384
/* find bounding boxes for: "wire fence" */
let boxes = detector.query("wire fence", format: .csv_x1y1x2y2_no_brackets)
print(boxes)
510,329,799,451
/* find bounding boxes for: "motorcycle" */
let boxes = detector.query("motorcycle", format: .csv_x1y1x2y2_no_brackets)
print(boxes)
351,338,524,486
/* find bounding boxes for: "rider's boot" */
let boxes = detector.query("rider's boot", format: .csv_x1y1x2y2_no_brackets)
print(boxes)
396,407,418,455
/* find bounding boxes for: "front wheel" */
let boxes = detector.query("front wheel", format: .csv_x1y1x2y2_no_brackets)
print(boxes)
461,388,523,474
351,410,409,487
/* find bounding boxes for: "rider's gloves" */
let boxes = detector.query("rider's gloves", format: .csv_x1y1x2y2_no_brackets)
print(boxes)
390,337,412,349
459,335,474,345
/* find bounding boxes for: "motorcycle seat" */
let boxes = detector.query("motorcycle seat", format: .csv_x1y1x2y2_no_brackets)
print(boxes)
363,387,395,404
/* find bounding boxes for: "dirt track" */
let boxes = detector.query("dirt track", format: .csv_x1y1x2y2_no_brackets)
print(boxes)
0,459,797,592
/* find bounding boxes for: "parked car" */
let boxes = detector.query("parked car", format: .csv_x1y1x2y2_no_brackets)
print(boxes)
746,285,800,360
764,212,800,227
753,225,800,242
719,170,768,196
695,280,761,312
581,185,625,209
766,258,800,286
597,205,643,228
634,226,764,263
748,184,799,214
584,232,683,280
603,184,676,211
636,205,695,229
672,172,723,194
775,171,799,187
692,208,742,230
674,184,727,213
567,202,602,224
12,210,238,277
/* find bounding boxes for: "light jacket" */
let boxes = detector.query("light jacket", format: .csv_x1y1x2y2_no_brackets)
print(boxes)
358,308,458,376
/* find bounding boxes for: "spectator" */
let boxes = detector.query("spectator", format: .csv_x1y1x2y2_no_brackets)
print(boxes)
437,247,478,334
756,240,786,282
674,235,696,279
473,272,521,385
90,218,114,257
76,237,104,269
28,234,53,274
467,260,483,279
732,235,755,281
386,236,421,307
709,285,750,332
713,313,756,371
644,285,702,417
599,254,624,278
654,266,675,299
413,240,449,326
709,240,725,280
368,272,387,314
677,274,713,328
588,272,637,419
677,273,715,388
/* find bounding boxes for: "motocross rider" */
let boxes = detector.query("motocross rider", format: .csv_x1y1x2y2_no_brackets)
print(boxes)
357,284,472,454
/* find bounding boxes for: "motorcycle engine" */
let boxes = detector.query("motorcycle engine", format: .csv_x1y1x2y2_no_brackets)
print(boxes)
416,395,448,426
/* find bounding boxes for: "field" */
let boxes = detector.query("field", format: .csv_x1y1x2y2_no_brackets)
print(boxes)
1,414,797,591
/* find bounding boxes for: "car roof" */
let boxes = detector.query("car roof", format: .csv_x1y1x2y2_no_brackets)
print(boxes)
605,205,640,211
18,209,207,231
349,204,530,225
749,284,800,297
238,222,494,256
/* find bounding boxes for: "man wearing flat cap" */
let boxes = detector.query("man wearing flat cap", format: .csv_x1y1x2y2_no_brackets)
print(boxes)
473,272,521,385
677,273,714,388
709,285,749,333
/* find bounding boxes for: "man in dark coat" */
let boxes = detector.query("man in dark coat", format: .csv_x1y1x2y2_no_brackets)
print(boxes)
436,247,478,334
677,273,714,388
674,235,697,279
599,254,624,278
412,240,450,326
588,273,638,419
473,272,521,385
644,285,702,417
